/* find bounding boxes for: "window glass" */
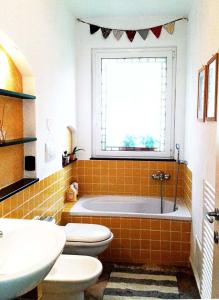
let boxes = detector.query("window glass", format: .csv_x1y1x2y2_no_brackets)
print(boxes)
101,57,167,152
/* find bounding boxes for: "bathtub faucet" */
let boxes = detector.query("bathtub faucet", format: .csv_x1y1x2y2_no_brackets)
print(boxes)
151,171,170,182
151,171,170,214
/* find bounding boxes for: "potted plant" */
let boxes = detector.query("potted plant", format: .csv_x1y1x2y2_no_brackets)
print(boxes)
70,146,84,161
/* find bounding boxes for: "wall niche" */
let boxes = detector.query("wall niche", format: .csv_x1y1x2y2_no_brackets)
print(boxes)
0,39,37,201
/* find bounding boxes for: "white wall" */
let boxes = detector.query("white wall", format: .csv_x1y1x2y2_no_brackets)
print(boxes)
184,0,219,284
75,16,187,159
0,0,76,179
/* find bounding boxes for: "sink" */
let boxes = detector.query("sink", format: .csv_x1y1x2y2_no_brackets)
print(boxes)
0,219,66,300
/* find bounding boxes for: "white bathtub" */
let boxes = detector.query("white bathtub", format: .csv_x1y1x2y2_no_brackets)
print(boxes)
70,195,191,221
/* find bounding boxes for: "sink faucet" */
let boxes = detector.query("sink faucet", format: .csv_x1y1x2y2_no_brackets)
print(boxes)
151,170,170,181
0,231,3,237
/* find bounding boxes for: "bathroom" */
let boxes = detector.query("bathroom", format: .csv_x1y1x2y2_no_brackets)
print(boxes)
0,0,219,299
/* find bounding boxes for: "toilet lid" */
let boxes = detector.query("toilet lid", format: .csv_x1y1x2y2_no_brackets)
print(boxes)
64,223,111,243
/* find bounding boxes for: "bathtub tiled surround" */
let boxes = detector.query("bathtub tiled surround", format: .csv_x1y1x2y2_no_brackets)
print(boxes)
0,164,72,222
61,212,191,266
66,160,193,266
72,160,184,198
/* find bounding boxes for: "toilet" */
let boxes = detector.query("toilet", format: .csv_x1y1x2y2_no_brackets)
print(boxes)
42,254,102,300
62,223,113,256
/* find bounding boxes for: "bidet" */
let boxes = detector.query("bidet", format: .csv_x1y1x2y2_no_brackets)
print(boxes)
42,255,102,300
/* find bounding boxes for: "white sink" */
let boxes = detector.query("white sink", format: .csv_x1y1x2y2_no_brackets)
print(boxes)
0,219,66,300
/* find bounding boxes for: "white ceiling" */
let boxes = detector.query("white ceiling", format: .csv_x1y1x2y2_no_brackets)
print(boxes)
68,0,193,17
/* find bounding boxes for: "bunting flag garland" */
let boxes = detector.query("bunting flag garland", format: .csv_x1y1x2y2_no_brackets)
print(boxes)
126,30,136,42
90,24,99,34
137,29,149,40
101,28,112,39
164,22,175,34
150,25,162,38
113,29,124,40
78,17,188,42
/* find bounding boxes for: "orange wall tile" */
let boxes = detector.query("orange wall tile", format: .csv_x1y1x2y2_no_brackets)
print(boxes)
72,160,193,210
184,165,192,212
0,158,192,266
72,160,185,198
66,160,193,266
61,213,191,266
0,164,72,223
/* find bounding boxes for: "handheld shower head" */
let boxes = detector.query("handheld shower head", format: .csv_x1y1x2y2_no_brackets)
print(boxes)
176,144,180,150
175,143,180,163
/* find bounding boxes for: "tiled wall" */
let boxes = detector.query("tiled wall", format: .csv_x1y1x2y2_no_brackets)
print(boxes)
0,160,193,221
72,160,184,198
62,161,192,265
0,158,192,268
0,164,72,223
184,165,192,212
61,213,191,266
65,160,193,266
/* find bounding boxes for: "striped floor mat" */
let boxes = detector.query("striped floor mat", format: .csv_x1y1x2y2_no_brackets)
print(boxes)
103,266,180,299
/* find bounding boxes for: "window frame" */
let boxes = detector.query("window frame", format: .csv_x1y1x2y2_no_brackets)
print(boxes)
92,47,176,159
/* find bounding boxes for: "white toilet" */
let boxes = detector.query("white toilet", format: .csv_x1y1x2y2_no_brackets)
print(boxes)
42,254,102,300
62,223,113,256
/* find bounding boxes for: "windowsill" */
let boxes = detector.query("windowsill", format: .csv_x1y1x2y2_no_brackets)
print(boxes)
62,158,77,168
90,157,176,162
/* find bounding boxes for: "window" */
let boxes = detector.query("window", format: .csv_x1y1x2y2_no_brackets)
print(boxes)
92,48,176,159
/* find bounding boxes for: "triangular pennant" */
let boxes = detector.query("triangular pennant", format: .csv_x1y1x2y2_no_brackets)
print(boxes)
126,30,136,42
150,25,162,38
164,22,175,34
90,24,100,34
137,29,149,40
113,29,124,40
101,28,112,39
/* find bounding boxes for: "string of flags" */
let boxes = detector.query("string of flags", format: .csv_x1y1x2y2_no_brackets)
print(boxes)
77,17,188,42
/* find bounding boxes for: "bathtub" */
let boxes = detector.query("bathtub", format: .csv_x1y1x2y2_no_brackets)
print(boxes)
70,195,191,221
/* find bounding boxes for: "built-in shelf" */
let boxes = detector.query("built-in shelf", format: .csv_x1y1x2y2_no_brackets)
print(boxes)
0,178,39,202
0,89,36,100
0,137,37,147
90,157,176,162
62,158,77,168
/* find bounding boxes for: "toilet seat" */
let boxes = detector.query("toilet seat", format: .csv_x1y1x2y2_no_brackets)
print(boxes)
64,223,111,243
61,223,113,256
65,233,113,247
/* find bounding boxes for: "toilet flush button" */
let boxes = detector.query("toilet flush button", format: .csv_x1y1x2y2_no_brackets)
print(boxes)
64,223,111,243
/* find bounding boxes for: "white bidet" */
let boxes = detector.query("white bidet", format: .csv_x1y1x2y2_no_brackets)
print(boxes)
42,254,102,300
